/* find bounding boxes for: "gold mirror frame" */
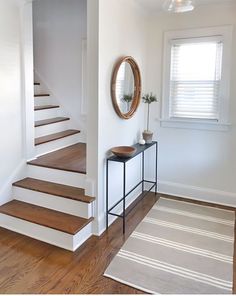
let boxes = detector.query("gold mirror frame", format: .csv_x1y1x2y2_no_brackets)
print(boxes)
111,56,142,120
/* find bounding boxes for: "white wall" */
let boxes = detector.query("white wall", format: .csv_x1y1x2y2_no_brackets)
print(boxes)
0,0,25,204
93,0,149,234
33,0,87,135
146,2,236,206
21,1,35,161
86,0,99,203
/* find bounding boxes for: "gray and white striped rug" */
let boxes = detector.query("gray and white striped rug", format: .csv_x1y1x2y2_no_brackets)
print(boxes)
104,197,235,294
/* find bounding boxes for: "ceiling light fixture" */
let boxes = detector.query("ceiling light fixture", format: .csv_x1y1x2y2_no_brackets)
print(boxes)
163,0,195,13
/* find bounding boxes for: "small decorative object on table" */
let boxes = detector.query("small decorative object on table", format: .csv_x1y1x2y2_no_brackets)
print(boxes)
111,146,137,158
139,138,145,145
142,93,158,144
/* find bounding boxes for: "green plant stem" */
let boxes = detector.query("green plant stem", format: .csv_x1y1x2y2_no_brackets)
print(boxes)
147,104,150,131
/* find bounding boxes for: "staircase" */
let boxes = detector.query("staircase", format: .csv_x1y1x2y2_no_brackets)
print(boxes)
0,82,94,251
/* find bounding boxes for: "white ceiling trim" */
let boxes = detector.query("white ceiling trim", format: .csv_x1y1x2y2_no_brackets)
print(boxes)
135,0,235,12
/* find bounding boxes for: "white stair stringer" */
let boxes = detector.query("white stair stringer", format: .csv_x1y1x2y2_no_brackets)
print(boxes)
35,132,81,157
35,120,70,138
13,186,93,219
27,165,86,188
0,213,93,251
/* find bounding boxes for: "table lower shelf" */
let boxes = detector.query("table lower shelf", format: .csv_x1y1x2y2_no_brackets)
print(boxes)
107,180,157,233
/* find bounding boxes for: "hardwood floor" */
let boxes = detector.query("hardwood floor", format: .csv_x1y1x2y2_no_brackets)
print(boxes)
28,143,86,174
0,193,235,294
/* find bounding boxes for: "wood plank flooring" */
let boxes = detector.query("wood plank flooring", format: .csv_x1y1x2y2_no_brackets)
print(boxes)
0,193,235,294
28,143,86,174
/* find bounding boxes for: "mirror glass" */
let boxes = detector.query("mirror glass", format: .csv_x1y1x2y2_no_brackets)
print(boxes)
115,62,135,114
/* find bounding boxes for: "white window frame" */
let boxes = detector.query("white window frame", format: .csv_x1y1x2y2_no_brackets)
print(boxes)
161,26,233,131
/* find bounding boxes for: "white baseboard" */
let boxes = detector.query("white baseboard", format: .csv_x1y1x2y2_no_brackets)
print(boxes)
93,187,143,236
93,180,236,236
0,161,26,205
158,180,236,208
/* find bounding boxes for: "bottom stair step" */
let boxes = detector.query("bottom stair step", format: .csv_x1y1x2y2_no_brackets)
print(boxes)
0,200,93,235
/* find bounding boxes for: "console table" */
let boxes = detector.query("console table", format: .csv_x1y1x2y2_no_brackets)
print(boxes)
106,141,158,233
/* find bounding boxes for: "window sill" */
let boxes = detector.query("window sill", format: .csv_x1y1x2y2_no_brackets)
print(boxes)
160,119,231,131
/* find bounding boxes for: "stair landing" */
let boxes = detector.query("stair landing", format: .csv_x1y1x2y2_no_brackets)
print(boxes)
28,143,86,174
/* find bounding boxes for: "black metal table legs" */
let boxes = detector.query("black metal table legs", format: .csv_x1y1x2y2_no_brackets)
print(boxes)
106,142,158,234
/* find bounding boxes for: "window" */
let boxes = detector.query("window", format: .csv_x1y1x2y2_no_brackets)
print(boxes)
170,39,222,120
162,27,232,130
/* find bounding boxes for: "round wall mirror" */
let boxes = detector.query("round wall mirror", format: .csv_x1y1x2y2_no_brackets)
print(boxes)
111,56,141,120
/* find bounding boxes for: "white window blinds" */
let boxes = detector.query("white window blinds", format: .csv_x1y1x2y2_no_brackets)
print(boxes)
169,39,223,120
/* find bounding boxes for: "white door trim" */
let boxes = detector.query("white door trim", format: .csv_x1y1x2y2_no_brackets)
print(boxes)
20,1,35,160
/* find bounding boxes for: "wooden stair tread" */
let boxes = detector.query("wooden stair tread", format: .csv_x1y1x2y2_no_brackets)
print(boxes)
13,178,94,203
34,105,59,111
0,200,93,235
28,143,86,174
34,94,50,97
35,117,70,127
35,129,81,146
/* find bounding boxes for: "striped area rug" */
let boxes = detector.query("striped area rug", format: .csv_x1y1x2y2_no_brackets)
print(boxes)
104,197,235,294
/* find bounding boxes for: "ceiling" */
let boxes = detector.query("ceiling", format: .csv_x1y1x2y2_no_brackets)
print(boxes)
136,0,235,11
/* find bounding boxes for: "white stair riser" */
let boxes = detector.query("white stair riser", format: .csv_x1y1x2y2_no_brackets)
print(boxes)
35,133,81,156
35,108,60,121
27,165,86,188
34,97,53,107
13,187,93,219
35,120,70,137
73,222,93,251
0,213,92,251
